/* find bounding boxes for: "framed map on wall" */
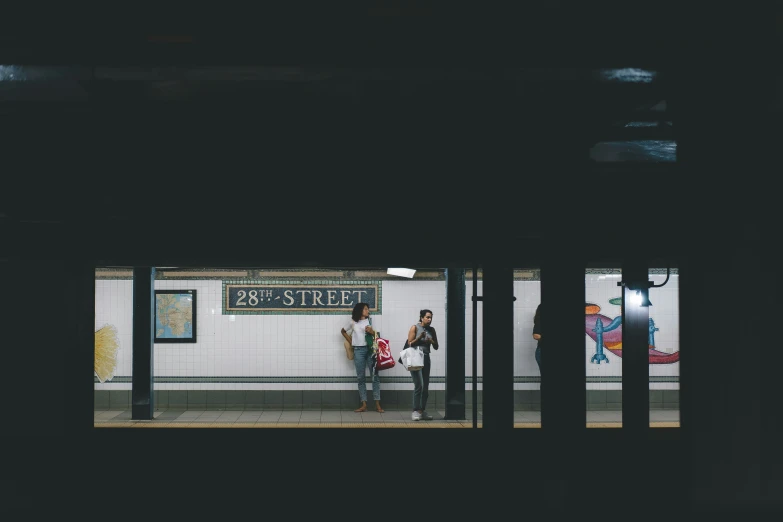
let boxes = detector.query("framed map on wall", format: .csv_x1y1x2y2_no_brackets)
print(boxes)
154,290,197,343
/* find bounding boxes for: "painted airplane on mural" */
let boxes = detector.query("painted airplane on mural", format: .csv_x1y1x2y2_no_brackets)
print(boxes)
585,299,679,364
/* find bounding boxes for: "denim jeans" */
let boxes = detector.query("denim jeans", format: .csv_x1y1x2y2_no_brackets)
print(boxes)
353,346,380,401
535,343,542,375
410,353,431,411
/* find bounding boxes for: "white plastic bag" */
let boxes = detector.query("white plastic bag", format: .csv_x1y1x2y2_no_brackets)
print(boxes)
399,346,425,371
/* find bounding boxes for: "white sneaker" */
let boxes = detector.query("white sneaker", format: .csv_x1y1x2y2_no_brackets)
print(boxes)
411,411,421,421
420,410,434,420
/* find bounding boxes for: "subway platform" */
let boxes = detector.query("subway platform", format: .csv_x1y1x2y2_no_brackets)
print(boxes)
94,408,680,428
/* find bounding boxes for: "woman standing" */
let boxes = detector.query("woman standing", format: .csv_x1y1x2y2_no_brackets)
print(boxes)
340,302,384,413
407,309,439,421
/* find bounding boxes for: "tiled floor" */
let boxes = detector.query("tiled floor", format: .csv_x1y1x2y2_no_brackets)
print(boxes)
94,409,680,428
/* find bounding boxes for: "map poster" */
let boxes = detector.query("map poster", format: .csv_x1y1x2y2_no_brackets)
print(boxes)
154,290,197,343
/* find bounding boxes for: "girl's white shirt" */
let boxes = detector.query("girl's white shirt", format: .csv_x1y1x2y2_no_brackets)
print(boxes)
344,318,370,346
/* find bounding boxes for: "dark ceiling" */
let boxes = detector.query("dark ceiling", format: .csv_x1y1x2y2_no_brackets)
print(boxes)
0,4,780,262
0,65,673,143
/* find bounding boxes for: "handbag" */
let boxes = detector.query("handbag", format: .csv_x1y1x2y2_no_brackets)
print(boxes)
397,339,414,365
399,345,425,371
343,321,355,360
374,336,396,371
343,337,354,360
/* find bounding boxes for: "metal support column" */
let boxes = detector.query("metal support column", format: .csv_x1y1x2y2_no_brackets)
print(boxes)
445,267,466,420
132,266,156,420
620,259,650,433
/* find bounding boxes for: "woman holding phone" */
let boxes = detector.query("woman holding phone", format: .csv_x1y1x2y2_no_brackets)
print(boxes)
407,309,439,421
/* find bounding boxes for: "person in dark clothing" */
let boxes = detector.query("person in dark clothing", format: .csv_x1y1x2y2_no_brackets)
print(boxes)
533,304,542,375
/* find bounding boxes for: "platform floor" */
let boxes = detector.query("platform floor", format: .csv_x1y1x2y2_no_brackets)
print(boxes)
93,408,681,428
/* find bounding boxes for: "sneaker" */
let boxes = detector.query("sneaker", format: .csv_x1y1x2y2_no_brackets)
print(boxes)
420,410,434,420
411,411,421,421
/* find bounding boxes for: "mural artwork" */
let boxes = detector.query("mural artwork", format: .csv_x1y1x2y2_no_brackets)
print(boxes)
585,299,679,364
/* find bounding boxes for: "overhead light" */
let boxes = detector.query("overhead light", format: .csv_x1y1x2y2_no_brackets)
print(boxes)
632,289,652,307
387,268,416,278
618,280,654,307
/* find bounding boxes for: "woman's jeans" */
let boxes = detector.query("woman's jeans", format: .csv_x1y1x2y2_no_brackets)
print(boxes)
535,343,542,375
353,346,380,401
410,353,431,411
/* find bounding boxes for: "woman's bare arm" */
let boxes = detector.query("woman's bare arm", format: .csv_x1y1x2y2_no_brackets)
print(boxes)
408,325,419,345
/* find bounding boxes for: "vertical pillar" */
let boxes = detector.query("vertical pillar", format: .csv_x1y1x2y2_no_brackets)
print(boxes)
481,262,514,432
72,259,96,432
621,258,650,434
445,267,466,419
539,251,586,433
132,266,156,419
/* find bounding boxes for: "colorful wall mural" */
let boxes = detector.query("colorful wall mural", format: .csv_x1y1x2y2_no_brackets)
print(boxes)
585,300,680,365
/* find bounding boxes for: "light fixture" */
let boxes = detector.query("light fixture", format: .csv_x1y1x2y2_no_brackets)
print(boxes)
618,281,653,307
619,264,671,307
635,288,652,307
635,265,672,307
387,267,416,278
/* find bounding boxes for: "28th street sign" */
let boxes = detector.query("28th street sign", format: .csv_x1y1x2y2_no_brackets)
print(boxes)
224,284,379,314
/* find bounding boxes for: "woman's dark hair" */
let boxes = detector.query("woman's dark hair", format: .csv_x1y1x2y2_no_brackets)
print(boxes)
534,304,541,325
352,302,369,322
420,309,433,321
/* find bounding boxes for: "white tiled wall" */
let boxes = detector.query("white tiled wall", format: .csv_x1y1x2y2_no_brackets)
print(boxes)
95,279,134,381
95,279,456,392
646,273,680,390
95,272,679,392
